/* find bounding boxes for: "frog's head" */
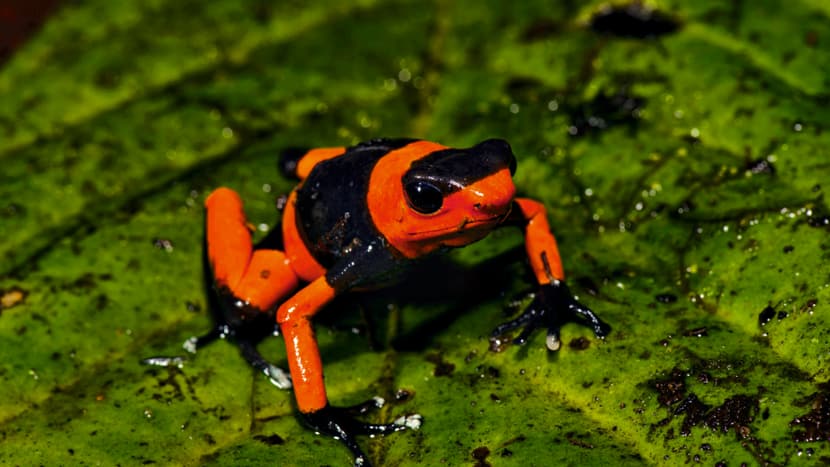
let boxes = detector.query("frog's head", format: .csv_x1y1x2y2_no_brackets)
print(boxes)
368,139,517,258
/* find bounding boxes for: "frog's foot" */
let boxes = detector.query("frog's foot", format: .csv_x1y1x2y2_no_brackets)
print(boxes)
141,355,187,368
169,325,292,389
180,300,293,387
491,280,610,351
190,327,292,389
237,338,292,389
141,326,226,368
182,324,230,354
303,400,422,467
141,327,216,367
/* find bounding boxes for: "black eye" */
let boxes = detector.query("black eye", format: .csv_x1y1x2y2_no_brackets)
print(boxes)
404,181,443,214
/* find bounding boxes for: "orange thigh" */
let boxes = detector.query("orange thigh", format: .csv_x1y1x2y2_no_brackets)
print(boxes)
206,187,299,310
234,249,299,311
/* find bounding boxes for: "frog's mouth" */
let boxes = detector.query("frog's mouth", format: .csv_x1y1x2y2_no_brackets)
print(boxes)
406,207,512,239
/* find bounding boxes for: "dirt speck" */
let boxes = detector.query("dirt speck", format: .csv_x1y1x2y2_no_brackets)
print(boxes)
569,336,591,350
253,433,285,445
425,353,455,377
472,446,491,467
1,286,28,311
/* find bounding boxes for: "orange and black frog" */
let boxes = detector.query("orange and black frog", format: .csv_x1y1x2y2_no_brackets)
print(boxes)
161,138,609,465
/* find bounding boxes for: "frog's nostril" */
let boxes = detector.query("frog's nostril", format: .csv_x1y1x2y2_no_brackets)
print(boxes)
474,203,482,210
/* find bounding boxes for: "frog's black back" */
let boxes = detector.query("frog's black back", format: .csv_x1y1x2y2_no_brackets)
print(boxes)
293,139,415,269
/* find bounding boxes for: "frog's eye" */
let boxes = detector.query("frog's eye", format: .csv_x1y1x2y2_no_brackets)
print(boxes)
404,180,443,214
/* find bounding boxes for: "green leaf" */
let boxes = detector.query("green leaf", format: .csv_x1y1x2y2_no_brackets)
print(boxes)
2,0,829,465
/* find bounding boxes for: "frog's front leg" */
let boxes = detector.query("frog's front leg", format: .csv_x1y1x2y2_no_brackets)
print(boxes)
492,198,611,351
277,275,421,467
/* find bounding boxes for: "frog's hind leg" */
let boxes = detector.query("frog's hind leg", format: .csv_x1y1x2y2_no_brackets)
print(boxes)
190,187,300,388
204,187,300,309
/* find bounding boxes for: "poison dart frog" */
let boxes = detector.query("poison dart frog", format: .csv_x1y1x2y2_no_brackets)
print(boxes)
172,138,609,465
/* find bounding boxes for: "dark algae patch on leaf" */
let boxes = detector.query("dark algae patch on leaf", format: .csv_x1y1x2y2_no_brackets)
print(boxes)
791,382,830,443
589,3,680,38
2,0,830,465
471,445,492,467
253,433,285,446
758,304,777,326
426,352,456,377
564,88,647,138
649,366,766,461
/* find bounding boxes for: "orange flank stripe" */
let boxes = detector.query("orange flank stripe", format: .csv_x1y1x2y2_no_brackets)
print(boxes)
296,147,346,180
278,277,337,413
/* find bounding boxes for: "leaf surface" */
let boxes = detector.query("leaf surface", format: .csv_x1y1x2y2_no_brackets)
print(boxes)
1,1,829,465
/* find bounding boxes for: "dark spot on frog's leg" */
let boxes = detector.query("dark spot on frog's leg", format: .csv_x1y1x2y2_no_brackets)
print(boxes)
539,251,553,282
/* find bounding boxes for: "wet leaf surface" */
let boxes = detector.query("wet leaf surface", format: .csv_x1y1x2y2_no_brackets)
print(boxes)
1,1,829,465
